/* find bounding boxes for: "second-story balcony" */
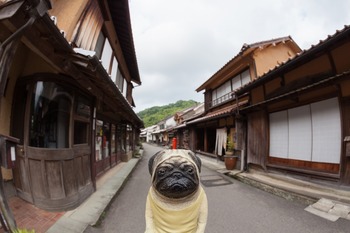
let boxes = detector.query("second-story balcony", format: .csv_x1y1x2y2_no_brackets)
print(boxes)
210,91,236,108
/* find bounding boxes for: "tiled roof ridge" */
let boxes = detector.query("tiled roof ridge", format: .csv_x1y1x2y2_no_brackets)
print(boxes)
241,35,292,52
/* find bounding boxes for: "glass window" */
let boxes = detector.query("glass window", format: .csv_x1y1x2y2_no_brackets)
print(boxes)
102,122,110,158
212,80,232,106
123,79,127,97
116,124,121,152
29,82,72,148
74,96,91,145
111,57,118,84
95,120,103,161
231,74,241,90
116,68,124,92
111,124,116,154
219,81,231,96
95,120,111,160
95,33,105,58
241,69,251,85
12,83,28,143
211,69,251,107
101,39,113,74
126,125,133,152
74,121,89,144
75,96,91,119
117,124,125,152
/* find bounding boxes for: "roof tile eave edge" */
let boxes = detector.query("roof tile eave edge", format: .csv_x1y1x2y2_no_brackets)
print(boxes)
107,0,141,84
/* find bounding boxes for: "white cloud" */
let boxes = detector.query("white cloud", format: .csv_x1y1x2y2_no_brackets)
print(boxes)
130,0,350,112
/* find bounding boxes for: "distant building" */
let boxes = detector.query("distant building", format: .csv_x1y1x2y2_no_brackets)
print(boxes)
173,103,205,149
141,125,159,143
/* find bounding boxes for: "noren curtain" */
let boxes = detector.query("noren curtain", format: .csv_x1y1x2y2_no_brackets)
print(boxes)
215,128,227,156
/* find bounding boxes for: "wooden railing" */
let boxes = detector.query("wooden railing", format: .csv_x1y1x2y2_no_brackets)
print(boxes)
209,91,235,108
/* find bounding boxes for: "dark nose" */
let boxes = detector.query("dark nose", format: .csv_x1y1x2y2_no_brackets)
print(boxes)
172,172,182,179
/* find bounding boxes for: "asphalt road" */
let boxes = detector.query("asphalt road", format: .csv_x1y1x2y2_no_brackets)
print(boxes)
85,143,350,233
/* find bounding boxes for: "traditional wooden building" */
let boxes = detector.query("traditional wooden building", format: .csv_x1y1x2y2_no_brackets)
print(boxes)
173,103,204,150
0,0,143,212
188,37,301,164
235,26,350,184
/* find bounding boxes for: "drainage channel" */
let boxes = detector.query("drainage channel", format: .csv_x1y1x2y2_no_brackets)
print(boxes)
201,174,233,187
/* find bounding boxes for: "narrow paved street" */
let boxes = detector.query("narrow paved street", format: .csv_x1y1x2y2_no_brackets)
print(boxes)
85,144,350,233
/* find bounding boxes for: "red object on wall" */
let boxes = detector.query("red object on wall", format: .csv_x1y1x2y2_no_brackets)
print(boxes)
172,137,177,149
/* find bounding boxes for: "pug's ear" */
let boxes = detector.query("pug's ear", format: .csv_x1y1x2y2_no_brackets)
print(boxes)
188,151,202,173
148,150,164,175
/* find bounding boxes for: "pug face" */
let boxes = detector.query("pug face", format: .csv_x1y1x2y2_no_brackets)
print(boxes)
154,156,199,199
149,150,202,199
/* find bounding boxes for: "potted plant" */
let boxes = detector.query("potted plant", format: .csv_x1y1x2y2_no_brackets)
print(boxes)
224,137,238,170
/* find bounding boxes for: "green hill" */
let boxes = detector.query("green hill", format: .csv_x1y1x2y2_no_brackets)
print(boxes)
137,100,200,128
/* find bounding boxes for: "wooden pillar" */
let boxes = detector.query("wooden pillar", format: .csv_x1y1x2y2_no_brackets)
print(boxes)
91,106,97,190
204,128,208,152
236,115,247,171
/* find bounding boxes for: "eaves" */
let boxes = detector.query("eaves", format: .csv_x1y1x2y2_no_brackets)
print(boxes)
0,1,143,127
187,100,248,125
104,0,141,85
71,52,144,127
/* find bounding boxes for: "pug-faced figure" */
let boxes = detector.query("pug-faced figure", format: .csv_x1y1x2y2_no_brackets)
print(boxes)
145,149,208,233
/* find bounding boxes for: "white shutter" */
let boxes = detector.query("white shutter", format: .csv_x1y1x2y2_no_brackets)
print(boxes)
311,98,341,163
216,82,227,98
123,79,127,97
111,57,118,83
269,111,288,158
269,97,341,165
101,39,113,73
288,105,312,161
116,68,123,91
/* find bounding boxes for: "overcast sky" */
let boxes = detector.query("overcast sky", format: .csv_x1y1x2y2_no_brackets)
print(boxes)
129,0,350,113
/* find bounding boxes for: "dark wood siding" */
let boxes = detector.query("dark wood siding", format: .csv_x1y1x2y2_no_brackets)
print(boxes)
14,145,93,211
204,91,211,111
247,111,269,168
341,98,350,184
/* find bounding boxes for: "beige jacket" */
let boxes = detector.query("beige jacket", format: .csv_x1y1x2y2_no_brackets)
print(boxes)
145,185,208,233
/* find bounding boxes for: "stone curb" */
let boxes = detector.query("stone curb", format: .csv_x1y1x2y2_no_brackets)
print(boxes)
230,173,317,205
